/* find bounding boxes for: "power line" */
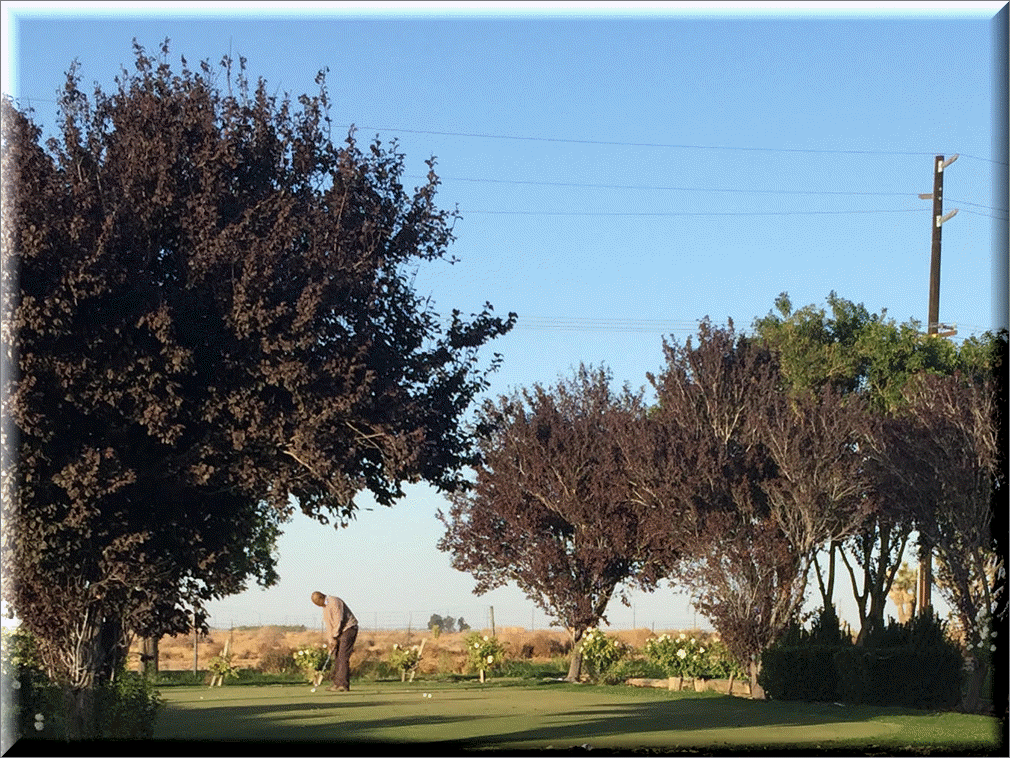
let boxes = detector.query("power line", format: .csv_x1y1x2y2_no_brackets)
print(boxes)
960,209,1009,221
511,317,706,334
957,152,1010,167
11,96,1005,166
945,198,1009,214
415,174,932,199
460,208,927,218
411,176,1001,218
344,125,952,159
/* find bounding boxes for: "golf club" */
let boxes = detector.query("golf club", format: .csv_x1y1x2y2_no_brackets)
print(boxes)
312,648,333,688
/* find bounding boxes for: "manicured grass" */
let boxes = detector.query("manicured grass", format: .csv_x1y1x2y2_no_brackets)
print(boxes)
145,679,1004,755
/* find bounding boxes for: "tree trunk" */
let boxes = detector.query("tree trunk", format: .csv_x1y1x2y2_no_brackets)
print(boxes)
748,659,765,700
140,636,159,677
63,686,96,741
566,649,583,682
962,657,989,714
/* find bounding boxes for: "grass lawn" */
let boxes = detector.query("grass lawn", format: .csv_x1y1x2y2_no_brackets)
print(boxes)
141,679,1005,755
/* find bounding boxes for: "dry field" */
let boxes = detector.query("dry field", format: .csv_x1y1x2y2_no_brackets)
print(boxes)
128,625,706,675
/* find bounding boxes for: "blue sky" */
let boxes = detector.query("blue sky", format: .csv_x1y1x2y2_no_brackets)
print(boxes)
4,2,1007,634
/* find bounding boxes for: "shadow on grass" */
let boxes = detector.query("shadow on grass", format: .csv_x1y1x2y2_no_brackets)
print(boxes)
6,685,1004,757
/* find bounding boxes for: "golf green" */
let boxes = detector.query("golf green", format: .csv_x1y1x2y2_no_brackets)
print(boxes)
153,681,1004,753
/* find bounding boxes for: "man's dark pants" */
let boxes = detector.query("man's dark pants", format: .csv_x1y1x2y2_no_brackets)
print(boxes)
332,625,358,690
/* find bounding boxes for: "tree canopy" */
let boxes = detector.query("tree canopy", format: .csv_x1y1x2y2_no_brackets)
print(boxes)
437,365,661,680
1,40,514,723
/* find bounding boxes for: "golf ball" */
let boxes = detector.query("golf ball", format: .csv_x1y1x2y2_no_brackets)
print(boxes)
311,688,317,693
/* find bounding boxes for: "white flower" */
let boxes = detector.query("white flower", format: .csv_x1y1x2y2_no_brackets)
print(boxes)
676,648,687,659
34,713,43,723
392,643,399,649
34,722,43,732
474,642,480,649
689,638,696,645
483,635,489,641
487,655,494,664
11,680,20,690
991,645,997,652
700,647,706,654
679,633,687,640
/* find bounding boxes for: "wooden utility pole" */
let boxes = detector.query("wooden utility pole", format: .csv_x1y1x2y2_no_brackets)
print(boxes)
916,153,960,616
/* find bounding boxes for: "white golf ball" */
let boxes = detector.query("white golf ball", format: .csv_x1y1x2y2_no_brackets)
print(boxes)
311,688,317,692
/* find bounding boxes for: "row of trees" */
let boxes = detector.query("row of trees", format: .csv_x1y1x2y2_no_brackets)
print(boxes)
438,296,1004,710
428,614,470,634
2,42,515,738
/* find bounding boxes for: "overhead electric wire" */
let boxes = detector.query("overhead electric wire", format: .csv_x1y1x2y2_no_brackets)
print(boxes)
944,198,1009,214
459,208,928,218
344,124,955,159
410,174,934,199
960,209,1009,221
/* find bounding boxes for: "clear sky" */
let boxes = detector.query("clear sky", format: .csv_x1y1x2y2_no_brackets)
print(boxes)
4,2,1007,635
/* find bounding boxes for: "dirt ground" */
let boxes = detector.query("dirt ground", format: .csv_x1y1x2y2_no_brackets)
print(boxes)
129,625,705,675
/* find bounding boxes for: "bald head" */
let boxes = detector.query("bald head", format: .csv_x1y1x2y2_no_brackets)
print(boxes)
311,591,326,607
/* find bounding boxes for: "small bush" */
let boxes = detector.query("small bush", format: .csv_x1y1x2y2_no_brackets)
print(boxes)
94,669,164,739
388,642,424,678
579,629,627,682
464,633,507,677
644,633,742,679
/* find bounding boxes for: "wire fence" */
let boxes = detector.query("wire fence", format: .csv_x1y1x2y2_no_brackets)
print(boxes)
202,606,710,635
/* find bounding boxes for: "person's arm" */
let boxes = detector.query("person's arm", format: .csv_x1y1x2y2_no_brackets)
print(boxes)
324,597,343,647
326,597,347,646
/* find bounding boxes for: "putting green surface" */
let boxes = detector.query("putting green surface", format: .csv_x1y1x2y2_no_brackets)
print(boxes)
153,680,1004,753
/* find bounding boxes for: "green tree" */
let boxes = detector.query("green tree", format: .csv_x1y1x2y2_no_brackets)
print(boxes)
752,292,995,643
1,41,513,737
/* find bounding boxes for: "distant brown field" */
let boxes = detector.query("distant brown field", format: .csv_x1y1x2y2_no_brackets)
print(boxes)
127,625,710,674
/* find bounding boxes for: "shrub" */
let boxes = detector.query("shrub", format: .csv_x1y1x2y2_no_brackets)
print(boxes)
759,606,850,702
643,633,737,679
207,653,240,682
388,643,423,678
579,629,626,682
292,644,329,680
760,645,845,702
2,627,164,742
835,613,963,710
93,669,164,739
464,633,506,677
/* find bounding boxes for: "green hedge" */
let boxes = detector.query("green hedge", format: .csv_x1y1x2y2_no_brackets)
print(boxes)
760,610,964,710
834,646,962,710
760,645,845,702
